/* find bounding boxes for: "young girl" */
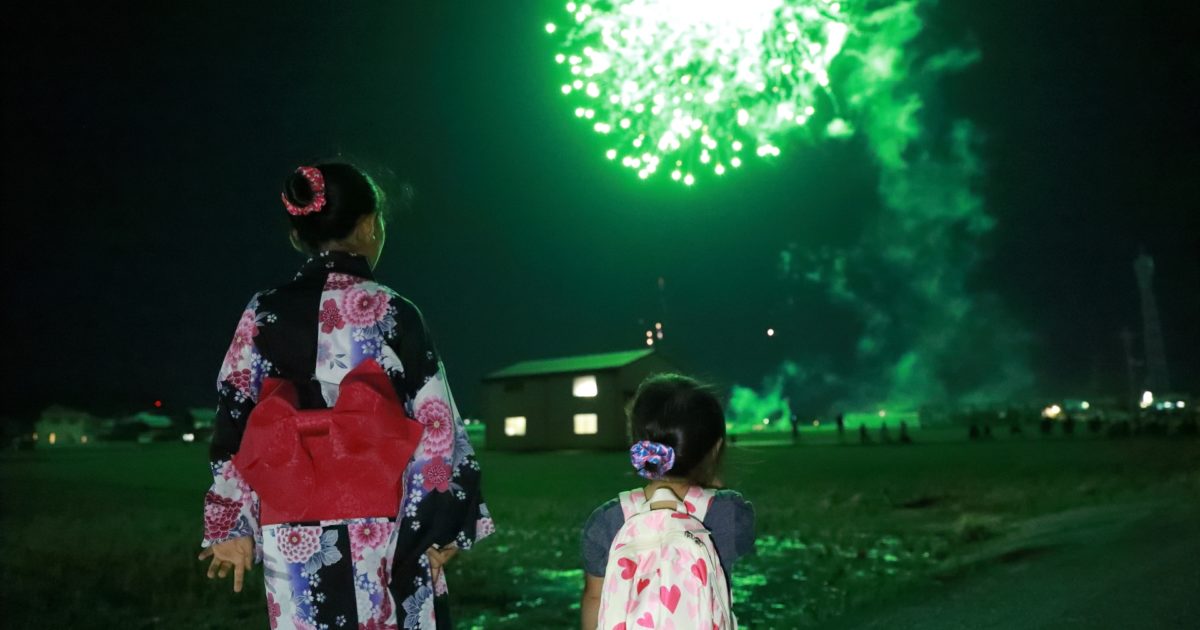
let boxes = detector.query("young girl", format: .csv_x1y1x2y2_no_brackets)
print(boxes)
197,162,494,629
580,374,756,629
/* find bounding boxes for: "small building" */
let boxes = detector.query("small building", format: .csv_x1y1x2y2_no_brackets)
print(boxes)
34,405,105,446
482,349,677,451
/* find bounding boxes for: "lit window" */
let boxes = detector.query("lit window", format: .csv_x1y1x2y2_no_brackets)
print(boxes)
48,432,57,445
504,416,527,437
574,413,598,435
573,375,598,398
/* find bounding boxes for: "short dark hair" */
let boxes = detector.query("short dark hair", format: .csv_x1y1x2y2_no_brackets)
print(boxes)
629,373,727,485
283,162,383,251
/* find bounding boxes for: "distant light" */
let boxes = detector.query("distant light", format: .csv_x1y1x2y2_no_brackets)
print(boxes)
1042,404,1063,419
504,416,527,437
1081,401,1090,410
762,418,770,425
32,432,38,441
646,338,654,346
182,433,196,443
812,420,820,427
1163,402,1174,409
573,375,599,398
154,400,163,408
878,409,887,418
1140,391,1154,409
80,435,89,444
545,22,557,33
766,328,775,337
1179,401,1187,409
655,331,663,339
573,413,599,435
655,322,662,330
646,330,653,338
48,432,57,445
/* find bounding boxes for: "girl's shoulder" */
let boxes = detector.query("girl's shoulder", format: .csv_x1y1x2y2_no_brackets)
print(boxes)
582,497,623,534
704,489,755,525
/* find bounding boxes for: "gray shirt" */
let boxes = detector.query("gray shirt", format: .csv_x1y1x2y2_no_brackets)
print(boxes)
581,489,756,578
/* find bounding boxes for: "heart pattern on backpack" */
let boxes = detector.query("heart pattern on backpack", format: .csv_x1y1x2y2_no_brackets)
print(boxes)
618,557,638,579
659,585,681,613
691,558,708,586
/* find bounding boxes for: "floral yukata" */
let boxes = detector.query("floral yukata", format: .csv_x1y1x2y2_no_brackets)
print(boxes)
202,251,494,629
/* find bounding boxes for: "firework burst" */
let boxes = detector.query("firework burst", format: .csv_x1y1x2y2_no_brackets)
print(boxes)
548,0,850,184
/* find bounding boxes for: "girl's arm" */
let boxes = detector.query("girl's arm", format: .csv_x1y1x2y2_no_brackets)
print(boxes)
200,296,269,589
580,574,604,630
385,295,493,549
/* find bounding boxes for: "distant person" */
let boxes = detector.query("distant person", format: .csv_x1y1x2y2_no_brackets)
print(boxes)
791,414,800,444
197,163,493,629
836,413,846,442
880,422,892,443
899,421,913,444
969,423,981,440
580,374,755,630
983,423,993,439
859,424,870,444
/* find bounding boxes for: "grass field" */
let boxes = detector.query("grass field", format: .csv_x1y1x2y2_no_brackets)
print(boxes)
2,435,1198,629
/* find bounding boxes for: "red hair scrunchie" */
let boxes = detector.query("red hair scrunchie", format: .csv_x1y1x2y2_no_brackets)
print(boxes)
281,166,327,216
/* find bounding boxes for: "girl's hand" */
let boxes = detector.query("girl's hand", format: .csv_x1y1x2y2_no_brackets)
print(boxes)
426,544,459,584
199,536,254,593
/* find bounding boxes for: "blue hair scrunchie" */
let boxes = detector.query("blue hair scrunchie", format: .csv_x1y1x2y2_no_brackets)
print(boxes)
630,440,676,479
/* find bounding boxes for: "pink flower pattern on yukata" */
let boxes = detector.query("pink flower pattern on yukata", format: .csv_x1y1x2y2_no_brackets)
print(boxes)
203,491,242,540
227,368,254,395
223,308,260,367
341,287,390,327
325,273,363,291
421,457,452,493
277,526,322,564
348,520,390,561
417,397,454,458
266,592,282,629
319,299,345,334
212,459,252,500
475,517,495,539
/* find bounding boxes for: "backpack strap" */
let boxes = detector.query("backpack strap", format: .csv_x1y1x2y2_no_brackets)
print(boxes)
683,486,718,521
617,489,646,520
617,486,719,521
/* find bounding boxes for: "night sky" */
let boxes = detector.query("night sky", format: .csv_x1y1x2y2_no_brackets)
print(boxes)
4,1,1197,418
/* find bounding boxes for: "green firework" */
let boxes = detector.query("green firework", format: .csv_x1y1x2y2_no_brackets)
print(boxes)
547,0,851,184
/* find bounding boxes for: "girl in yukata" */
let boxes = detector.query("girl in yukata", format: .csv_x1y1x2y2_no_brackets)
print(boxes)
579,374,756,630
197,162,494,629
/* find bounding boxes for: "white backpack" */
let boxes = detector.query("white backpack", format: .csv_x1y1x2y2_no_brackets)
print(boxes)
596,486,735,630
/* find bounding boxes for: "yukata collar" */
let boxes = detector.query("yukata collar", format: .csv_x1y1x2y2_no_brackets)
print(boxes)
296,250,375,281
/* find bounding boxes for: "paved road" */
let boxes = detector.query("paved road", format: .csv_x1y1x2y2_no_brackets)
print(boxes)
824,502,1200,630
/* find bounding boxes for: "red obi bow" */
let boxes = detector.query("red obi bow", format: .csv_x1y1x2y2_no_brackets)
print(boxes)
233,359,423,525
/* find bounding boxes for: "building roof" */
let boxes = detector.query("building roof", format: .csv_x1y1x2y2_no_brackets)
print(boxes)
485,349,656,380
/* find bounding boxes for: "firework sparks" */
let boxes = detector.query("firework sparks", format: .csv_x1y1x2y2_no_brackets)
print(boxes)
548,0,849,184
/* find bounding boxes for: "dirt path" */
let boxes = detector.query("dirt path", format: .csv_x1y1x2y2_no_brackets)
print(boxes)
823,502,1200,629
